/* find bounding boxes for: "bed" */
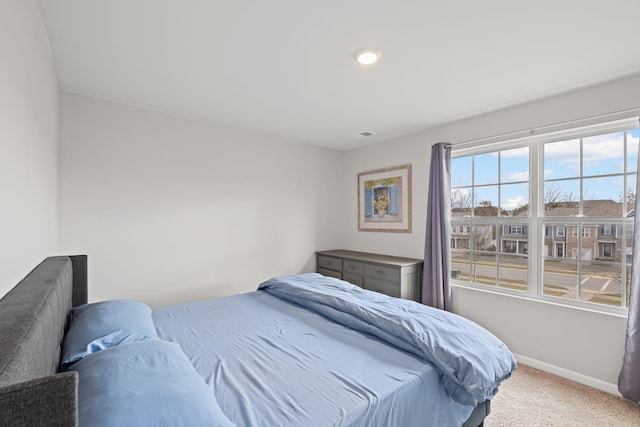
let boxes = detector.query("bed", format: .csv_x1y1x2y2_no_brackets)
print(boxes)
0,256,516,426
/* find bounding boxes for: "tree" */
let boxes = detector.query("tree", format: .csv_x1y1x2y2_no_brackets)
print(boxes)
451,188,472,211
544,183,577,213
468,223,496,283
544,183,565,209
511,200,528,216
620,187,636,204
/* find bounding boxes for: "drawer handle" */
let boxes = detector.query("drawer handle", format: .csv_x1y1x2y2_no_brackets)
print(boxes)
375,270,384,276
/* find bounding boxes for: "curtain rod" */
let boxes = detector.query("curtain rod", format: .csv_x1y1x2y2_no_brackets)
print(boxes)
450,106,640,148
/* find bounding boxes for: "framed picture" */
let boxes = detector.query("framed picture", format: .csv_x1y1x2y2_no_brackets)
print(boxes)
358,164,411,232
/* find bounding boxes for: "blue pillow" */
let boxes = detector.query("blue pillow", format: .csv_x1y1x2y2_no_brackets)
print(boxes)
71,340,235,427
60,299,159,368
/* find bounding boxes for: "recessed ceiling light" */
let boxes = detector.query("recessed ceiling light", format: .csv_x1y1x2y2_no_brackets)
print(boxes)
354,48,381,65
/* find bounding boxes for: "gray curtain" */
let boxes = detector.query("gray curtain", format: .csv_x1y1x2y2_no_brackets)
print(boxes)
422,143,452,311
619,142,640,402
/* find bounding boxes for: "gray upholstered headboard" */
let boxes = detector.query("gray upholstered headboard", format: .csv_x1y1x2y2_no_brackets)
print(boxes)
0,255,87,427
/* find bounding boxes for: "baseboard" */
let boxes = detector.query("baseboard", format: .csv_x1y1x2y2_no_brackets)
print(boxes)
512,353,621,397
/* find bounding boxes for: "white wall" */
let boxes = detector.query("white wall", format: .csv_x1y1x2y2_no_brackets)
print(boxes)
342,73,640,393
58,92,343,306
0,0,59,298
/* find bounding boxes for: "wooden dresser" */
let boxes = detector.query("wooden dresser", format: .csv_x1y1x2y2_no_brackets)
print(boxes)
315,250,423,302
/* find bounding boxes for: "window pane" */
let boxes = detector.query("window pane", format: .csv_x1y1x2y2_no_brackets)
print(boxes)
628,129,639,173
501,183,528,216
451,187,473,216
583,177,623,217
626,223,634,254
474,186,499,217
500,147,529,183
596,223,621,257
582,131,624,177
543,223,576,259
499,223,528,254
451,251,471,281
472,224,496,251
452,156,472,187
474,153,499,185
498,254,527,291
571,224,597,260
580,262,623,307
451,222,471,249
543,259,577,299
470,253,497,286
624,174,636,215
543,180,579,215
544,139,580,179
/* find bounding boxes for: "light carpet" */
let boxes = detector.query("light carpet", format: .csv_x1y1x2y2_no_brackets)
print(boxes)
485,364,640,426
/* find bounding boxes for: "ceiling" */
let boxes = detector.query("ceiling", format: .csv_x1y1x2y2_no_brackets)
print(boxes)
37,1,640,151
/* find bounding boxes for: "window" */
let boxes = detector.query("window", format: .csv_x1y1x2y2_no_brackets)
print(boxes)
504,240,517,252
451,118,638,312
572,227,590,238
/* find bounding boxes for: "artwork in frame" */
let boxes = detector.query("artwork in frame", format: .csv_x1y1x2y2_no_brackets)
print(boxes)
358,164,411,232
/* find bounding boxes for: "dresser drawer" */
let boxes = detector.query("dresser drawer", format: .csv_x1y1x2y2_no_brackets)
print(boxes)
343,260,364,275
364,264,400,283
318,255,342,272
318,267,342,279
316,250,423,302
343,273,364,287
365,278,401,298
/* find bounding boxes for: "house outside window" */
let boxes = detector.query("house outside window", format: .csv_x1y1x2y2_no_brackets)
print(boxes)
450,117,638,313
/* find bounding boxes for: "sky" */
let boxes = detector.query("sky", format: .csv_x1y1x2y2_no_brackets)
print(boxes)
451,128,640,213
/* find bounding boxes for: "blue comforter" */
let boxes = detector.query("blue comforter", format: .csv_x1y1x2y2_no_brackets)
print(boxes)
258,273,516,406
154,282,479,426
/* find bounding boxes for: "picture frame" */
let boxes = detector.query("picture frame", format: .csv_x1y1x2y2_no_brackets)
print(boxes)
358,164,411,232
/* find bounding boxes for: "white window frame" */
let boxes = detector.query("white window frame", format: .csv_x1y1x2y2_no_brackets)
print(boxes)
556,227,565,238
450,116,638,316
573,227,590,238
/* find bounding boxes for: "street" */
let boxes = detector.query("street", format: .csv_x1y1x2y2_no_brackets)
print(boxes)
451,255,625,306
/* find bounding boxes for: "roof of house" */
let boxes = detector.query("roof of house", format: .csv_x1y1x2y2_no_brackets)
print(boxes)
452,200,635,219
